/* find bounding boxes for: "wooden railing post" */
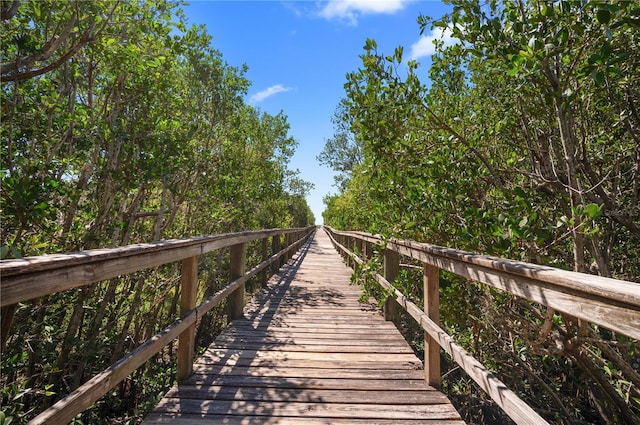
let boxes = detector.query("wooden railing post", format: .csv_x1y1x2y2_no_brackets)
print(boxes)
350,237,357,267
1,303,17,352
341,235,348,261
279,234,286,267
177,255,199,380
288,233,293,261
286,233,292,262
261,237,269,288
383,248,400,321
424,264,441,387
355,238,363,259
272,235,281,272
283,234,289,263
227,243,247,323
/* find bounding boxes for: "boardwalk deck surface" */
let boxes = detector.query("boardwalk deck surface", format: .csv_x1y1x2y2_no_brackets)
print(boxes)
144,229,464,424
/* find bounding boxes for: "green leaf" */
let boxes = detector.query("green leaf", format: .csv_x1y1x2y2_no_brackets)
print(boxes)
12,387,32,401
44,384,56,397
514,187,527,199
364,38,377,50
9,247,22,259
394,46,403,63
622,17,640,28
592,70,605,85
31,242,50,250
597,9,611,25
519,49,533,58
584,203,602,219
0,411,12,425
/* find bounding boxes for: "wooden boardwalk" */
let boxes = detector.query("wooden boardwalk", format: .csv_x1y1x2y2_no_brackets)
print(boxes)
144,229,464,424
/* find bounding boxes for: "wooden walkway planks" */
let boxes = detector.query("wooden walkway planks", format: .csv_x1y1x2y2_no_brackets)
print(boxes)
144,229,464,424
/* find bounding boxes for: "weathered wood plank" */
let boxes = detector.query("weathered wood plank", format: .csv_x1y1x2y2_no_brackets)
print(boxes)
192,356,423,370
144,413,466,425
183,375,434,391
234,323,408,333
189,365,427,379
152,398,462,419
162,385,450,404
198,348,420,364
215,334,410,347
212,341,415,353
223,327,408,340
218,335,408,345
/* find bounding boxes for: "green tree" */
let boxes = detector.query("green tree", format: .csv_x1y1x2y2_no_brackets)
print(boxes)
317,99,363,191
321,1,640,423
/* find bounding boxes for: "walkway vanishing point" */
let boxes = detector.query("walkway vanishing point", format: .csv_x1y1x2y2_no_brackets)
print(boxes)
144,230,464,424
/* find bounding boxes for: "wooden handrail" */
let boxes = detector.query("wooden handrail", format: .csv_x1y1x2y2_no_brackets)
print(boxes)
0,226,316,425
324,226,640,425
0,228,313,306
325,227,640,339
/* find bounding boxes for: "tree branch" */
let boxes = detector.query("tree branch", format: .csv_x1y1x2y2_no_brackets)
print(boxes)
1,0,120,82
0,0,20,21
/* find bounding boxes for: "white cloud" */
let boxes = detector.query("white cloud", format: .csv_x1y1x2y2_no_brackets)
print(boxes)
249,84,292,104
409,26,458,61
318,0,412,25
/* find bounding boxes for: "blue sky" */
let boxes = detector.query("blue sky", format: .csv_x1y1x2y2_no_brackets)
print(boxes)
181,0,453,224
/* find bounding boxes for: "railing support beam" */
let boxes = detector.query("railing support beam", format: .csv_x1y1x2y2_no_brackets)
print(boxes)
279,235,286,267
227,243,247,323
383,248,400,322
283,234,289,263
424,263,440,387
261,237,269,287
272,235,281,272
177,255,199,380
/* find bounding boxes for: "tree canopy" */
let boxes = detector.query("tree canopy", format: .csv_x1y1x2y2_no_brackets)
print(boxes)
1,0,314,257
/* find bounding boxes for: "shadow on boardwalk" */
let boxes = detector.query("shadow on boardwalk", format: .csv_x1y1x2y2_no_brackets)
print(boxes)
143,229,464,424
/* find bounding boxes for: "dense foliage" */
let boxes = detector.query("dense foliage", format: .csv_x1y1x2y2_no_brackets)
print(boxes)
320,0,639,423
1,1,313,423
